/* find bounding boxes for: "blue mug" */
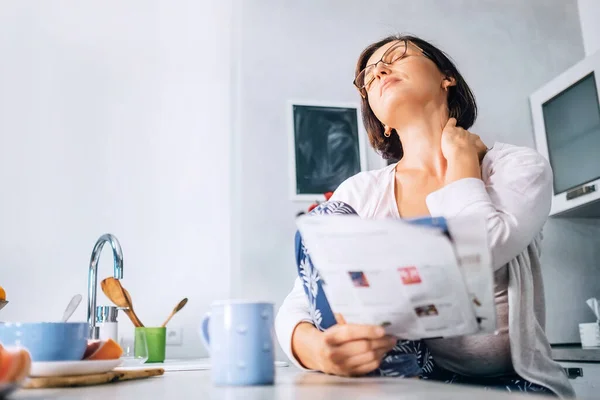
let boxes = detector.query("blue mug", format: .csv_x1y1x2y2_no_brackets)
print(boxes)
200,301,275,386
0,322,88,361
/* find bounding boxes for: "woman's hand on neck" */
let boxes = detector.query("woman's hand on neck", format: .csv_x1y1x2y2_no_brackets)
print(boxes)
440,118,485,185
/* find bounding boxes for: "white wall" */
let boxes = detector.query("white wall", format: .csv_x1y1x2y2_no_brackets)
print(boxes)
578,0,600,55
234,0,586,356
0,0,595,362
0,0,234,358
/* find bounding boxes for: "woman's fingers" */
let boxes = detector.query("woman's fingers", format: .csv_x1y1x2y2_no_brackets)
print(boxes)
327,335,397,364
348,359,384,376
319,333,397,376
470,133,488,161
341,344,394,370
324,323,386,346
444,117,457,129
334,313,347,325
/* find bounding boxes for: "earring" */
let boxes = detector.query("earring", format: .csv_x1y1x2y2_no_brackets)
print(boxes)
384,126,392,138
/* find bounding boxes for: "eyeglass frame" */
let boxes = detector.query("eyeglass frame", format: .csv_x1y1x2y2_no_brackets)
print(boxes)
353,39,431,98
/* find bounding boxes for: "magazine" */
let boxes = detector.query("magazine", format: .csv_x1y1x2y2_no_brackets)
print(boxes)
295,214,497,340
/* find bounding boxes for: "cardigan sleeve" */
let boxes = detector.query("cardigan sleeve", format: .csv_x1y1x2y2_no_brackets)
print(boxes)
426,144,553,270
274,277,315,370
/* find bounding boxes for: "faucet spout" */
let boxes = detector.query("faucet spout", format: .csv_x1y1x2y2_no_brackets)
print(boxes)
87,233,124,339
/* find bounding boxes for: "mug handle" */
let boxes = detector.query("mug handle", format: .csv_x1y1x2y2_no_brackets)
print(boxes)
199,312,211,354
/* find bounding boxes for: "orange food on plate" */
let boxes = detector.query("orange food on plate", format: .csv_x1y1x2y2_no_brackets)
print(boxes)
0,345,31,383
0,286,6,301
84,338,123,361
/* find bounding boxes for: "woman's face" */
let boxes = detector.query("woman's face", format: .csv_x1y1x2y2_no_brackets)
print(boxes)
363,40,452,129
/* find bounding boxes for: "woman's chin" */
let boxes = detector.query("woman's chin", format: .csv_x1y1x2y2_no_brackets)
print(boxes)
379,95,415,117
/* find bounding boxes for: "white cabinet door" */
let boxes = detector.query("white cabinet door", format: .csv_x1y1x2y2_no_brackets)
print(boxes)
558,361,600,400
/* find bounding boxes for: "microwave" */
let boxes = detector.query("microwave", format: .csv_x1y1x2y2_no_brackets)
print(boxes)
530,50,600,217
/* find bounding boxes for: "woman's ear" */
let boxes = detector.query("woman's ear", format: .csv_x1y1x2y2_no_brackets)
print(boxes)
442,75,457,90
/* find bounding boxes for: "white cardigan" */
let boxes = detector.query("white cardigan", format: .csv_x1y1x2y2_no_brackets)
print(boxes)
275,143,575,398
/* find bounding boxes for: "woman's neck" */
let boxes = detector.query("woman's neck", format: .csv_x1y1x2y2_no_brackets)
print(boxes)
393,109,448,177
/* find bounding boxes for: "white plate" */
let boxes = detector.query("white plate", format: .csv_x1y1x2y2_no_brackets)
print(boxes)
30,359,122,377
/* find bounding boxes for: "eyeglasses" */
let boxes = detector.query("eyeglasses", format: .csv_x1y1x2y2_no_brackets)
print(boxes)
353,40,428,98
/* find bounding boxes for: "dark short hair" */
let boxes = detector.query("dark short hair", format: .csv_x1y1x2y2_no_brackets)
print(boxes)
355,34,477,160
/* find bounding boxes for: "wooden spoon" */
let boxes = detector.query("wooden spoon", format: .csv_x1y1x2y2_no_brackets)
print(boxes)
121,287,144,327
161,298,188,327
100,277,145,327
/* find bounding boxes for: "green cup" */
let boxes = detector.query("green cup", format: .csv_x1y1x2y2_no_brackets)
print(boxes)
135,327,166,363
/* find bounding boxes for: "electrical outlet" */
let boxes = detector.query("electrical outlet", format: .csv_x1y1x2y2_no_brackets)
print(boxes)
166,326,183,346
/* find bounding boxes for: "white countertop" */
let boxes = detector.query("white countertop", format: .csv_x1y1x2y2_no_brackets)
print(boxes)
551,345,600,362
115,358,288,372
13,363,553,400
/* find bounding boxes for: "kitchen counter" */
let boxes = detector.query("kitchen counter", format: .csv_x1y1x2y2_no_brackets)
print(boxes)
12,365,554,400
552,345,600,362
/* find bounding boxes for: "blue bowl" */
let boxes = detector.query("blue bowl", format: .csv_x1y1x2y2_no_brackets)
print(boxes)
0,322,88,362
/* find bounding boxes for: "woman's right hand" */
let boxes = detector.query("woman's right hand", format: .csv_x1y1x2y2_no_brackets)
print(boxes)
292,317,397,377
318,322,398,376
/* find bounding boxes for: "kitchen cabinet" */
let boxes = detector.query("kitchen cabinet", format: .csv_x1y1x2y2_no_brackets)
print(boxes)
557,361,600,400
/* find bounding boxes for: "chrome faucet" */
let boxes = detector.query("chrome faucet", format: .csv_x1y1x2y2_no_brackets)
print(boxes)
87,233,124,339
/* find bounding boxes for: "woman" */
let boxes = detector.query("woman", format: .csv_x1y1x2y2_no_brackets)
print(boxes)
275,35,574,398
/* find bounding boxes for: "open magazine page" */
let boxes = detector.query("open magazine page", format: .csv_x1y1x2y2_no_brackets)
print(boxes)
296,215,488,340
445,216,497,334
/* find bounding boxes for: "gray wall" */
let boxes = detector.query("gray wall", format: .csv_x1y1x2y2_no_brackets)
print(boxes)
233,0,595,348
